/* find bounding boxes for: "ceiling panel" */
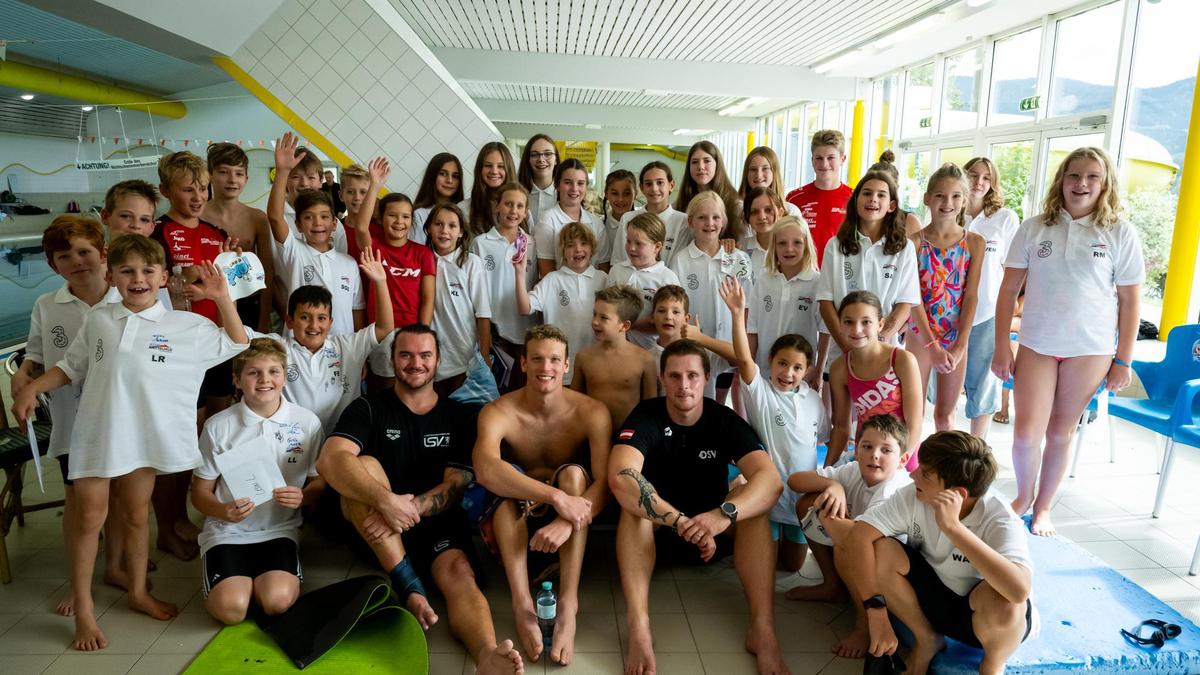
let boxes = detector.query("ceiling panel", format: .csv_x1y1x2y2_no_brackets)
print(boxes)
388,0,941,66
0,87,92,138
459,81,740,110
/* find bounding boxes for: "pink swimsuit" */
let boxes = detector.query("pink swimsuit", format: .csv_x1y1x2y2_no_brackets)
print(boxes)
846,348,917,469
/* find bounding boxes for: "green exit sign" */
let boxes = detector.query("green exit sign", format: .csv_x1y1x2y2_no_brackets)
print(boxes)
919,116,932,128
1019,95,1041,112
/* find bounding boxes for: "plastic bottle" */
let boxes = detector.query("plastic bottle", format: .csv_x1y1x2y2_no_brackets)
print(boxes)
168,265,191,312
535,580,556,650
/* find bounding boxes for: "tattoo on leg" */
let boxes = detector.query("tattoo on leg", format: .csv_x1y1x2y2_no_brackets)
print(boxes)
618,468,675,524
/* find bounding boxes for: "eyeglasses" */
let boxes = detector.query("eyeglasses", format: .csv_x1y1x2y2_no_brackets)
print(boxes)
529,151,556,161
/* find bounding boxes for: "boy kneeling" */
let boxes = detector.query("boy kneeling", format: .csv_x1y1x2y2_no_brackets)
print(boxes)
843,431,1036,675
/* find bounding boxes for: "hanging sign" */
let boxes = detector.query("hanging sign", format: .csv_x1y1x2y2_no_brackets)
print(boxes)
75,156,161,172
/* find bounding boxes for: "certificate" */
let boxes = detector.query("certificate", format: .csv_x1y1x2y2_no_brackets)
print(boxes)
214,436,285,506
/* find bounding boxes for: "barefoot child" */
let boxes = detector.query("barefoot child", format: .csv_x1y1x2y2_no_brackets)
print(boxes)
605,212,680,350
571,285,657,427
785,414,912,658
12,235,249,651
846,431,1037,675
192,338,325,624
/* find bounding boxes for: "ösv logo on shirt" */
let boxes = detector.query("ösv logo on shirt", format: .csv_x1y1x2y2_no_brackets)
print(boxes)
697,449,717,460
686,274,700,291
386,428,402,440
558,290,570,306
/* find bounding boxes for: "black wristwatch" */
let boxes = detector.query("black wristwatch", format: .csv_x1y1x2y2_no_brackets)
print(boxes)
720,501,738,524
862,594,887,610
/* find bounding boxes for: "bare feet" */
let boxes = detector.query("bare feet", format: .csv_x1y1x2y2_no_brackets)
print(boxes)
907,634,946,675
624,618,656,675
128,592,178,621
477,640,524,675
1030,510,1056,537
174,518,201,543
72,614,108,651
405,593,439,630
831,624,869,658
549,605,577,665
55,594,74,617
156,530,199,561
784,582,847,603
745,622,790,675
513,606,543,663
1009,497,1031,517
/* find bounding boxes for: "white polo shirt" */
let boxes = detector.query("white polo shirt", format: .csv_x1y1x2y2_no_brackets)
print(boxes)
815,461,911,519
470,226,538,344
275,229,365,337
610,207,690,268
741,236,770,284
739,375,822,525
597,212,624,265
432,251,492,380
967,207,1020,325
247,327,378,432
24,285,122,458
528,266,608,385
748,270,823,378
669,242,753,373
859,484,1034,596
57,301,247,479
1005,212,1145,358
409,207,430,246
528,182,557,227
816,234,921,362
195,400,323,555
286,201,349,255
534,204,609,266
605,261,680,350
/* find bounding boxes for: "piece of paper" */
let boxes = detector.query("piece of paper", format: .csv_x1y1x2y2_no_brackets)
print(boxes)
213,436,285,506
26,418,45,493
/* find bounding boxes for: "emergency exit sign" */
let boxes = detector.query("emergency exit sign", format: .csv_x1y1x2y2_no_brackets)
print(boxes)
1019,95,1041,112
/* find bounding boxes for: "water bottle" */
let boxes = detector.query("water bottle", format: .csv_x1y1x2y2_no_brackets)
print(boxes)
535,581,556,650
168,265,191,312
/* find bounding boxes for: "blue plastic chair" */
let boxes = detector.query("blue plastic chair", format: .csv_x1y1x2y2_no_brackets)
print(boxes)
1106,323,1200,517
1170,424,1200,576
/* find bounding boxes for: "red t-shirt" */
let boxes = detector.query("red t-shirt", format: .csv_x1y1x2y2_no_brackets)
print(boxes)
785,182,852,268
150,214,227,322
367,238,436,326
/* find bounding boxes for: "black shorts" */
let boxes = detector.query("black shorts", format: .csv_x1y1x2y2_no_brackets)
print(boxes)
201,538,301,597
57,455,72,486
901,544,1033,648
198,357,235,406
402,509,475,579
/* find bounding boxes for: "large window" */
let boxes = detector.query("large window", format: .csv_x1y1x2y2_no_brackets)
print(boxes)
939,146,974,169
1049,2,1123,117
901,149,933,220
941,48,983,132
786,109,802,188
989,139,1036,220
903,63,935,138
988,28,1041,125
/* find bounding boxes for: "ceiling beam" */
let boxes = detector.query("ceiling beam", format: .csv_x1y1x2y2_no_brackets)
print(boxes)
476,99,753,132
493,123,704,146
431,48,858,101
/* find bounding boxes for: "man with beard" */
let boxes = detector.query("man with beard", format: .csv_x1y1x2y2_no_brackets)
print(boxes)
316,324,523,675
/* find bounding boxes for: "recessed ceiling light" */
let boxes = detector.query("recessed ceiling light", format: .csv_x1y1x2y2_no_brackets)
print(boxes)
81,105,94,112
19,93,34,101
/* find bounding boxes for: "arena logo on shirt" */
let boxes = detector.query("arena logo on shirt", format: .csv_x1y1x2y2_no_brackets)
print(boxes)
385,429,402,440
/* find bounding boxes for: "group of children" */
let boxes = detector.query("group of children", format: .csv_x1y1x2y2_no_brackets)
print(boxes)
8,125,1143,674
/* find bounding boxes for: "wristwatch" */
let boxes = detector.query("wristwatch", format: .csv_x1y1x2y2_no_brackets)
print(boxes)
862,594,887,610
720,501,738,524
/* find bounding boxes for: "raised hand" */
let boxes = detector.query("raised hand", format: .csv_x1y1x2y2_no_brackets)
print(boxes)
368,156,391,186
718,275,745,313
274,132,305,174
189,261,231,302
359,246,387,285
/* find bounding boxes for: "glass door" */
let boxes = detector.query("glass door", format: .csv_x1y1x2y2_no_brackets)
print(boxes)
899,145,934,221
987,136,1038,220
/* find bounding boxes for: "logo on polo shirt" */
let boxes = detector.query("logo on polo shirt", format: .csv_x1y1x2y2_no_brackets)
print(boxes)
95,338,104,361
843,261,853,280
882,263,896,279
618,429,634,441
763,294,774,312
1037,241,1053,258
389,267,421,278
340,276,352,292
1090,243,1107,259
449,281,463,297
148,334,172,353
51,325,68,348
797,296,813,312
558,290,570,306
303,265,316,283
423,433,450,448
686,274,699,290
663,427,672,437
774,412,787,427
484,254,496,271
286,364,299,382
386,428,402,440
985,239,999,254
697,449,717,460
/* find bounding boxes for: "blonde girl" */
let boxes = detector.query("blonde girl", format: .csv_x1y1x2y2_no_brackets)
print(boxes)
463,142,517,237
611,161,688,267
606,211,680,349
517,133,559,225
674,140,745,246
599,169,637,269
739,146,802,217
992,147,1143,537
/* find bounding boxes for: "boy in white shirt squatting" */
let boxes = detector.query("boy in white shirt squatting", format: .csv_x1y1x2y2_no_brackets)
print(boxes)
268,132,366,337
845,431,1036,675
191,338,325,624
785,414,912,658
514,221,608,385
12,234,249,651
605,212,680,350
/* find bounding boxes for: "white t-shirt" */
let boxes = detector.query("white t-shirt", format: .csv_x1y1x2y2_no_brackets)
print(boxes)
274,230,365,337
739,375,822,525
432,251,492,380
195,400,323,555
1004,212,1145,358
534,204,609,266
605,261,680,350
57,301,248,479
247,327,378,432
409,207,430,246
669,242,753,374
967,208,1020,325
748,269,823,378
24,285,122,458
527,266,608,385
816,234,921,362
528,182,557,227
859,485,1033,596
815,462,911,519
785,201,803,218
610,207,690,268
287,201,349,255
469,227,538,344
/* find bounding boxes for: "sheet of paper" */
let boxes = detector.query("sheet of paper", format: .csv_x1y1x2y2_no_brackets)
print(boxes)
213,436,285,506
26,418,44,493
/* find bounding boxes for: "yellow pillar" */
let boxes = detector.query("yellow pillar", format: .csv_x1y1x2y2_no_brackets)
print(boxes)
746,131,755,154
1160,60,1200,338
848,99,865,187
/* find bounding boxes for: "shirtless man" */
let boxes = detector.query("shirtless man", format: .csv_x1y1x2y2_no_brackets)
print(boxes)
317,325,523,675
203,142,274,332
571,285,657,428
609,339,790,675
473,324,612,666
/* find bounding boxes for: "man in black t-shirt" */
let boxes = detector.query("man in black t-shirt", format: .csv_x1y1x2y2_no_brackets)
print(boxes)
609,340,788,675
316,325,522,675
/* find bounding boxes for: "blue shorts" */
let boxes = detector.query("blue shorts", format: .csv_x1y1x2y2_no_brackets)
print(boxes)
770,521,807,544
963,316,1001,418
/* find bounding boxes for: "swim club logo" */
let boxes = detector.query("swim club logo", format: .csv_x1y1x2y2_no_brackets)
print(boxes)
147,334,172,353
985,239,1000,254
286,364,300,382
303,264,316,283
339,276,352,292
882,263,896,280
95,338,104,361
386,428,402,440
449,281,464,297
558,290,570,306
687,273,700,290
1090,243,1108,259
423,433,450,448
51,325,68,348
797,296,813,312
1037,241,1053,258
763,294,774,312
484,254,496,271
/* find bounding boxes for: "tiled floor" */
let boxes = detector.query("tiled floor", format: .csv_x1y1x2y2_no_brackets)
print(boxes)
4,377,1200,672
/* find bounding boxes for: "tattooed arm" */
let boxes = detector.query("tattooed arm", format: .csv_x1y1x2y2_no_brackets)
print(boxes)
608,444,684,529
415,467,473,517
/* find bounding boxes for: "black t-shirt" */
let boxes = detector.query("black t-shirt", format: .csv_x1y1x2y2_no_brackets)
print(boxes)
330,389,479,495
615,397,764,516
